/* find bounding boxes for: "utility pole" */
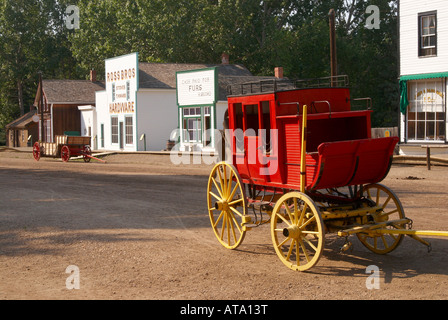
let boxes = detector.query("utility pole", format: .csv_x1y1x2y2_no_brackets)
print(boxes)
329,9,337,87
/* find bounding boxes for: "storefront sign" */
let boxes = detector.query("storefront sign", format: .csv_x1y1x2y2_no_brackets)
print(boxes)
415,88,444,103
105,52,138,114
176,68,217,106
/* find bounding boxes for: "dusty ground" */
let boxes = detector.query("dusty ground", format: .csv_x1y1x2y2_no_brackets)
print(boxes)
1,148,448,302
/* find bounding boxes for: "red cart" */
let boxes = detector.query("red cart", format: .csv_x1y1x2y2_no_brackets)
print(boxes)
207,75,448,271
32,135,100,163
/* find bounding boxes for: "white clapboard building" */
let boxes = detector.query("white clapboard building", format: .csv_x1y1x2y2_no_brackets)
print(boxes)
399,0,448,144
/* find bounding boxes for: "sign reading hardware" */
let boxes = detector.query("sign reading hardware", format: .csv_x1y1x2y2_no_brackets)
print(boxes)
106,52,138,114
177,68,217,106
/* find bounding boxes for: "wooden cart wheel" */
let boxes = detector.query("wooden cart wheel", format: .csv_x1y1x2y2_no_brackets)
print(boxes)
61,145,70,162
83,146,91,163
207,162,247,250
32,142,41,161
271,192,325,271
357,183,406,254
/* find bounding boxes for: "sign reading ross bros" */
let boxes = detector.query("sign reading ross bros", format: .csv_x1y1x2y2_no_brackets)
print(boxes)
106,52,139,114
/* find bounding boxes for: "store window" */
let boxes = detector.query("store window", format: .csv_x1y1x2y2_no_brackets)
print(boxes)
100,124,105,148
419,12,437,57
203,106,211,145
183,107,202,143
407,79,446,142
111,116,118,144
45,119,51,142
125,116,133,145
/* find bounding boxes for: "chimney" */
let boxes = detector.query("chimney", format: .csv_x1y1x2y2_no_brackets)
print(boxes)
90,69,97,82
275,67,283,79
221,53,229,65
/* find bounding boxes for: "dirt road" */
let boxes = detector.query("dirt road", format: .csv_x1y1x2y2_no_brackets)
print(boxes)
1,149,448,301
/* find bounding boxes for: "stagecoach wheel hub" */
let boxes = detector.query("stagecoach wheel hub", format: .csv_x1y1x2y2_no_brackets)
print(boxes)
214,200,229,212
282,226,301,239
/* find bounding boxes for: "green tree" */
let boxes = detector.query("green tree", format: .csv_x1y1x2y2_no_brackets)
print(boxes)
335,1,399,126
0,0,79,144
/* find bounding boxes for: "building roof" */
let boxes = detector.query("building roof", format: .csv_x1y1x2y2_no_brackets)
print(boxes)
138,63,275,100
34,80,105,106
5,109,37,129
138,63,252,88
31,63,275,106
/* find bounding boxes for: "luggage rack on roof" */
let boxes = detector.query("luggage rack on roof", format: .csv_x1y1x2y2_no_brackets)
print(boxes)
226,75,349,96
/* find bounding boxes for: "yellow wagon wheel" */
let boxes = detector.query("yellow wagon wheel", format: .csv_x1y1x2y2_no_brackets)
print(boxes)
207,162,247,250
357,183,406,254
271,192,325,271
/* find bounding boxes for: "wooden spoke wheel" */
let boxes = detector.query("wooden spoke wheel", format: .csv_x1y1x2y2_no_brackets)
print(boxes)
61,145,70,163
271,192,325,271
357,183,406,254
207,162,247,250
32,142,41,161
83,146,91,163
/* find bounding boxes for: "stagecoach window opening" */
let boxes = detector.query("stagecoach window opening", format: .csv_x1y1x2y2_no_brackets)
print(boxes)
233,103,243,130
233,103,244,153
244,104,259,136
111,116,118,144
125,116,133,145
261,101,272,155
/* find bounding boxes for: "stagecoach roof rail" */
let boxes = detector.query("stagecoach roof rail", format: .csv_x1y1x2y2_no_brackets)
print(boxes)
226,75,349,96
350,97,372,110
312,100,332,118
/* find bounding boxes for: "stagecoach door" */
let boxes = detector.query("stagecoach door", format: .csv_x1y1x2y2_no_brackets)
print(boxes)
232,101,274,184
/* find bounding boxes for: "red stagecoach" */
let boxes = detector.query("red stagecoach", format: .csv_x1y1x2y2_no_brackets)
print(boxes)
207,75,446,271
